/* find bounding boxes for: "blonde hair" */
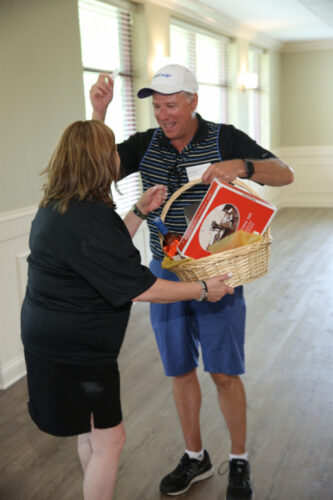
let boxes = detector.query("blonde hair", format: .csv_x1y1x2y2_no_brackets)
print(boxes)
40,120,119,213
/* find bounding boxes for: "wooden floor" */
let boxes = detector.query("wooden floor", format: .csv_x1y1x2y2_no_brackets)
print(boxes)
1,207,333,500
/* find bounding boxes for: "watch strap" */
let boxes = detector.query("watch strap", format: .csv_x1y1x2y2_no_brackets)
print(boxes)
242,159,255,179
131,204,148,220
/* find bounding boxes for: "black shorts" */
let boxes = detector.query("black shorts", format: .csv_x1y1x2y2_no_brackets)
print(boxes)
24,350,122,437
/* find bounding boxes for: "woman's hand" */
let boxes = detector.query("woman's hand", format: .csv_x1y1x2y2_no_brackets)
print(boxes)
90,73,114,121
124,185,167,237
136,185,167,216
205,273,234,302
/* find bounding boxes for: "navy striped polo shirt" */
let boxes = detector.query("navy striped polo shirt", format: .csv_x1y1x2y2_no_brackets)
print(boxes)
118,114,275,260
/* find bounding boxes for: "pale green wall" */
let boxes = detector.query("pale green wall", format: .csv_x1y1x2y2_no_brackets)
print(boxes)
281,49,333,146
4,0,332,216
0,0,85,213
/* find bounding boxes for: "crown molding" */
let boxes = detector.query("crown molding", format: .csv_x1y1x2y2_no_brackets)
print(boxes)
282,38,333,52
145,0,282,51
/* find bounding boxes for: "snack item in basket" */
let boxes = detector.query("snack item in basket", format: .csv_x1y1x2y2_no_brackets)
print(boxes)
177,178,276,260
152,217,182,258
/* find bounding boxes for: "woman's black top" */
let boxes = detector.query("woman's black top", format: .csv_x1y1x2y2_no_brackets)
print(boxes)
21,199,157,366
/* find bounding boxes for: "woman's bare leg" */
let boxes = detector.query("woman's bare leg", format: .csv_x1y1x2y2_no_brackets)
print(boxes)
78,432,92,472
80,419,126,500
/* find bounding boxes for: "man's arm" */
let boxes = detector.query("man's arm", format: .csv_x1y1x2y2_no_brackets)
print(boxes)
90,73,155,178
201,157,294,186
90,73,114,122
201,124,294,187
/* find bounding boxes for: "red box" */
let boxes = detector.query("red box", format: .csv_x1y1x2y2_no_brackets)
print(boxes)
177,178,276,259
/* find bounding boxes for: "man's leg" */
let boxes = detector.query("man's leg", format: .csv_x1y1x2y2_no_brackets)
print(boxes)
149,260,214,495
159,369,214,495
210,373,252,500
210,373,246,454
192,287,252,499
172,369,202,451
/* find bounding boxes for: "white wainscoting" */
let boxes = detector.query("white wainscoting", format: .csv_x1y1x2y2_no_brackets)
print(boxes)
273,146,333,207
0,208,151,390
0,206,37,389
1,145,332,389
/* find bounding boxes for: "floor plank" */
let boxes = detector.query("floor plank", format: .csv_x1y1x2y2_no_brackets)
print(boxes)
0,207,332,500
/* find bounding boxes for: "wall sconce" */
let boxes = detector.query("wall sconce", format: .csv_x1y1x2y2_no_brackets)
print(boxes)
238,72,258,92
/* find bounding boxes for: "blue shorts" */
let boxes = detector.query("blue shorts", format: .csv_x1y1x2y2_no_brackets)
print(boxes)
149,259,246,377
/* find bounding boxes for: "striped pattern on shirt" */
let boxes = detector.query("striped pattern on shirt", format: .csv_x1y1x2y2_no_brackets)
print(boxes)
139,121,222,260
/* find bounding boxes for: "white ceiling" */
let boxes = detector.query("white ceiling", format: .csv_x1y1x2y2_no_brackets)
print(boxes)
197,0,333,42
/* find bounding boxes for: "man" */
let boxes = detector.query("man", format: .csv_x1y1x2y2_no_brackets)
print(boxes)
90,64,294,499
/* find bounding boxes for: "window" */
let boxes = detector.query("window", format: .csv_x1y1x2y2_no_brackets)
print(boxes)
248,46,264,143
170,20,230,123
78,0,141,215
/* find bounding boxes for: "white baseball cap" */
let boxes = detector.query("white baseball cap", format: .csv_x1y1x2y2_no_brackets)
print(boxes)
137,64,198,98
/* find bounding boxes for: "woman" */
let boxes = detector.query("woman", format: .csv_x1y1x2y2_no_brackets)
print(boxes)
21,120,234,500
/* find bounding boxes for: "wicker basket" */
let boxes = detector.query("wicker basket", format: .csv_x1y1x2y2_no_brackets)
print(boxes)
160,178,272,288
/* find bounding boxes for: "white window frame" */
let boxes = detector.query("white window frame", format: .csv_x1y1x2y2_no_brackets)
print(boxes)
169,18,231,124
78,0,142,216
248,46,265,144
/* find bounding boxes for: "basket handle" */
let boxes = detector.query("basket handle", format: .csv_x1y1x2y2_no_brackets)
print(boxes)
160,177,258,222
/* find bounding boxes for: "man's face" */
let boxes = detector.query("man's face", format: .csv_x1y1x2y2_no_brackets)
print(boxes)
152,92,198,142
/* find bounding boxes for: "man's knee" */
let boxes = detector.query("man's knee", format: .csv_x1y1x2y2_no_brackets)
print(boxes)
210,372,240,391
173,368,197,382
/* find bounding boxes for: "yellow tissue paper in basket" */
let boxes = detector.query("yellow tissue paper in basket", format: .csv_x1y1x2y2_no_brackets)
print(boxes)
162,255,192,270
208,230,262,254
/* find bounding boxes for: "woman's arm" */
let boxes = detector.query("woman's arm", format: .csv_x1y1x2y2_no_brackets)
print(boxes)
133,274,234,304
123,185,167,237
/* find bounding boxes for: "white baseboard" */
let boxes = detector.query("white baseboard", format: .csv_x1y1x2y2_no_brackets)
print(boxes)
0,354,26,390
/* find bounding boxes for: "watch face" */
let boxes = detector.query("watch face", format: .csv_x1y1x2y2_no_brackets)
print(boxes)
132,204,146,219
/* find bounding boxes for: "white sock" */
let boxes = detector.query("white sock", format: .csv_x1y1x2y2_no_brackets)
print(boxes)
185,448,205,461
229,452,248,461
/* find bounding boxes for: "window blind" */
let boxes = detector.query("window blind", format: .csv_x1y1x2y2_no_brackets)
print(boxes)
170,20,230,124
78,0,141,215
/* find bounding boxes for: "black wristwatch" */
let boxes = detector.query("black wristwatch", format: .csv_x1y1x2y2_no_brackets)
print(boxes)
131,203,148,220
241,159,255,179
